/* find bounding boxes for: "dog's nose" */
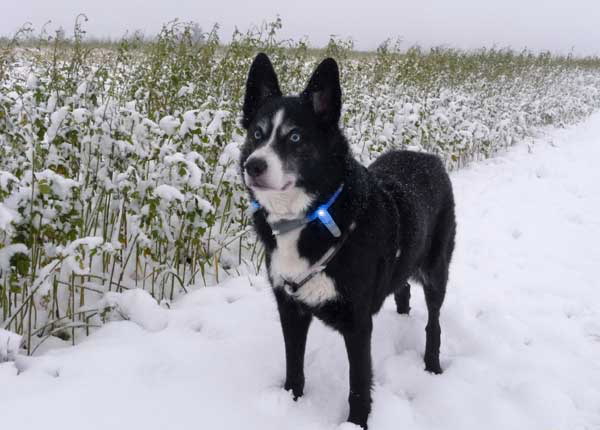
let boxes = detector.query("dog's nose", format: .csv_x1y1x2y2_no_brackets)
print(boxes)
245,157,268,178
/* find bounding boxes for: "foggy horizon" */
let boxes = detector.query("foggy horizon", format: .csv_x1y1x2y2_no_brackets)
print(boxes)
2,0,600,56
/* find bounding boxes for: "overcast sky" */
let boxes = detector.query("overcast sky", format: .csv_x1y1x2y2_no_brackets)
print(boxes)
3,0,600,55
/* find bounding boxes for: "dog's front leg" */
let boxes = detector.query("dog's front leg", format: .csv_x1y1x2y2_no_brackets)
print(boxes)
343,317,373,429
274,289,312,400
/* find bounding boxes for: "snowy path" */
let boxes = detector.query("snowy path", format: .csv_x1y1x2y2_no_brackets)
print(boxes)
2,114,600,430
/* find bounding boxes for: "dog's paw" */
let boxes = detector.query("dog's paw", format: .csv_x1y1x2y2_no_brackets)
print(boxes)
425,363,443,374
338,422,365,430
395,305,410,315
283,380,304,400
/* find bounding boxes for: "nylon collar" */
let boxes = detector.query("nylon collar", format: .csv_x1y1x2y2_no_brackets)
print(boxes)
251,184,344,237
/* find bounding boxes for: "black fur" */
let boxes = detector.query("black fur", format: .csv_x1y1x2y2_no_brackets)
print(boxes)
240,53,456,429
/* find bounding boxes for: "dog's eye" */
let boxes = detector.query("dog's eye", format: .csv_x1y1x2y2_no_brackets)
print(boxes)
290,133,301,143
253,130,263,140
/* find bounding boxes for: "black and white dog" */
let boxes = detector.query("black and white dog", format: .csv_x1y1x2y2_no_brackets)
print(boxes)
240,53,456,429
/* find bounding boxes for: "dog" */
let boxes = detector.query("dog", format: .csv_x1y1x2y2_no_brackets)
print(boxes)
239,53,456,429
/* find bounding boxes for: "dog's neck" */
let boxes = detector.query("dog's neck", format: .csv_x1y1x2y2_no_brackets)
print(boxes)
252,156,369,245
253,187,314,223
254,183,345,237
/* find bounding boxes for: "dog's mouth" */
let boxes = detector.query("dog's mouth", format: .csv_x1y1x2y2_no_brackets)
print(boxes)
248,179,293,192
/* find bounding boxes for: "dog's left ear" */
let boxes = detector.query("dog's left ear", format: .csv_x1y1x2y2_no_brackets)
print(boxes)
301,58,342,128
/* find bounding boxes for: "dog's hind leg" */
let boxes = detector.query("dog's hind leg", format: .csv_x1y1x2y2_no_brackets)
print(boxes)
423,273,446,374
422,204,455,374
394,282,411,315
274,290,312,399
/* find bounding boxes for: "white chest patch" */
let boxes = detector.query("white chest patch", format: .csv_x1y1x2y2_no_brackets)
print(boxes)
269,229,338,307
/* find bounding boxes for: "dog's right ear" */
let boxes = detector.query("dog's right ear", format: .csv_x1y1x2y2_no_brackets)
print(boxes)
242,53,281,129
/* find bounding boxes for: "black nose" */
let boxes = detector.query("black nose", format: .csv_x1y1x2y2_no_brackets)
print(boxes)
245,157,268,178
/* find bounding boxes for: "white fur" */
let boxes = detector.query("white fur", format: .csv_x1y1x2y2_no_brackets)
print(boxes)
246,110,286,189
293,273,338,306
260,188,313,222
245,108,313,221
270,229,338,307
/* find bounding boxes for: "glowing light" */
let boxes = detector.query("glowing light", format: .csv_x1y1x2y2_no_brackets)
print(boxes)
315,206,341,237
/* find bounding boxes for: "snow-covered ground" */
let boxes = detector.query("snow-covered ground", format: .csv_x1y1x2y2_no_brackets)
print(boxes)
2,112,600,430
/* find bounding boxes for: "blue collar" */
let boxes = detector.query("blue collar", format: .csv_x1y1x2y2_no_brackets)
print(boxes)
251,184,344,237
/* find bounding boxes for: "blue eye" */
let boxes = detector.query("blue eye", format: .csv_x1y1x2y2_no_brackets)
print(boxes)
290,133,301,142
253,130,262,140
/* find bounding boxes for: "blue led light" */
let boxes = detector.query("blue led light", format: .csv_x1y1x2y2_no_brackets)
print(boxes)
249,200,261,212
315,206,341,237
306,185,344,237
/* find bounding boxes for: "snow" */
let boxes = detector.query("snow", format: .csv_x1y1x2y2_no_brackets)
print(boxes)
180,109,201,135
219,141,242,165
0,243,28,271
0,329,22,362
46,106,70,141
72,107,90,124
76,81,88,97
159,115,181,136
164,152,204,187
154,184,185,203
25,73,38,90
0,202,18,231
206,110,230,135
63,236,105,252
98,289,169,332
1,113,600,429
28,169,80,199
177,83,195,97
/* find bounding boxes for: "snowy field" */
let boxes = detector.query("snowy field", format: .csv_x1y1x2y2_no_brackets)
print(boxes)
1,111,600,430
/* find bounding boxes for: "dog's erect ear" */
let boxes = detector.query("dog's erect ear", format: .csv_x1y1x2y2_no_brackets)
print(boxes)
242,53,281,129
301,58,341,128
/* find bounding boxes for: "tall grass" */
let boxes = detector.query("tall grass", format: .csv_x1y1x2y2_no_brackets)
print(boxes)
1,19,600,353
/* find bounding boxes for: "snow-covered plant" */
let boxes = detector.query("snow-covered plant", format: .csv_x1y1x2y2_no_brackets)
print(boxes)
1,19,600,352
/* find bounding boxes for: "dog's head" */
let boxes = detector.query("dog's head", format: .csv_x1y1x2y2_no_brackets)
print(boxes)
239,53,349,220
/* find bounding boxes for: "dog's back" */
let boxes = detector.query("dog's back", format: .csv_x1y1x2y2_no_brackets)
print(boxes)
369,150,454,217
369,150,456,294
